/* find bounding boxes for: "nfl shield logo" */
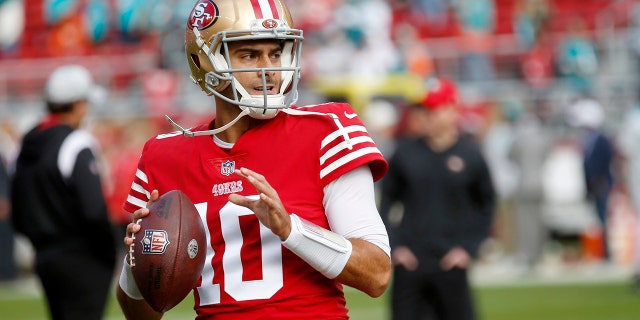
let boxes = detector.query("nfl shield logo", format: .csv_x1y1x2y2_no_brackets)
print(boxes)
141,229,170,254
221,160,235,176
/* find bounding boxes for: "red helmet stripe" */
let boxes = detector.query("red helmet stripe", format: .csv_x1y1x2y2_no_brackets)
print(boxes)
250,0,263,18
250,0,280,19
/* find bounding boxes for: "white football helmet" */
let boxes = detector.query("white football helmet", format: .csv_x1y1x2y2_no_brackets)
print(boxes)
185,0,303,120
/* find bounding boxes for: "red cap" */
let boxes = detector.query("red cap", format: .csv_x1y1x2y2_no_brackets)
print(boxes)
421,77,458,110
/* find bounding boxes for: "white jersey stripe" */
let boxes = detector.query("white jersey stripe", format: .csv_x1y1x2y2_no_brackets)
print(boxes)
156,131,183,140
320,125,368,149
126,194,148,209
320,136,375,165
320,147,382,179
130,181,150,199
135,169,149,184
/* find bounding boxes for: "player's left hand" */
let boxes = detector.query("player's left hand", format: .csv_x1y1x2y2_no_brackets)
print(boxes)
229,167,292,241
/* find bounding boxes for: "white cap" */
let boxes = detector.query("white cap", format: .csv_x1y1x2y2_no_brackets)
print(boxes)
45,65,99,105
566,98,605,129
363,99,399,131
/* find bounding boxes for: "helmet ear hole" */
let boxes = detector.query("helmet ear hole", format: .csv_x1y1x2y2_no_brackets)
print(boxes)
191,54,201,69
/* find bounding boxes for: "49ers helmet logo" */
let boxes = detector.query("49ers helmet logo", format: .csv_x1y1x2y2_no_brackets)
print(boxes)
188,0,219,30
262,19,279,29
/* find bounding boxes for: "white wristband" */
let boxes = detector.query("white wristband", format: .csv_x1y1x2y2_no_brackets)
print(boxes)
282,214,353,279
118,256,144,300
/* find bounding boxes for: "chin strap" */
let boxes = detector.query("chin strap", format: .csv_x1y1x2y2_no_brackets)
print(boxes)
165,108,251,137
164,107,352,149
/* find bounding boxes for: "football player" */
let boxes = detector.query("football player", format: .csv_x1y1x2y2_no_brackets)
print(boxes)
116,0,391,319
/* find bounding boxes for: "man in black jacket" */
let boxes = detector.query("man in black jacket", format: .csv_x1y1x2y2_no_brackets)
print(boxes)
379,77,495,320
11,65,116,320
0,152,17,281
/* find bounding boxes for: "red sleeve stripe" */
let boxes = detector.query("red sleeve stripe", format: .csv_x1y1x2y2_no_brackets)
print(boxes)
320,147,382,179
320,135,375,165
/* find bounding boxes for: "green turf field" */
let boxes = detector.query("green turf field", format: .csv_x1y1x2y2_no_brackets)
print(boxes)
1,280,639,319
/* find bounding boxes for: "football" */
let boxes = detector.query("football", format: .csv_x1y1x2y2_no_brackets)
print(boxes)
131,189,207,312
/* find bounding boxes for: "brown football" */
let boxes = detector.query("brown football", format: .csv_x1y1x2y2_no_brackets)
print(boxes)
131,189,206,312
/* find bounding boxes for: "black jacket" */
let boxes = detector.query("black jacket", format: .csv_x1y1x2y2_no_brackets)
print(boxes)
379,136,495,272
11,122,115,265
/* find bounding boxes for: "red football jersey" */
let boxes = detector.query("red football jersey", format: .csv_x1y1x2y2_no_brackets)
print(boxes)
124,102,387,319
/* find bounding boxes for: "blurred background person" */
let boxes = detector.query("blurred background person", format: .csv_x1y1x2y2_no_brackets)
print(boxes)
10,64,116,320
363,98,401,160
555,17,599,95
566,98,615,262
508,100,553,269
513,0,550,51
453,0,496,83
380,77,496,320
616,102,640,290
481,99,520,263
0,151,17,281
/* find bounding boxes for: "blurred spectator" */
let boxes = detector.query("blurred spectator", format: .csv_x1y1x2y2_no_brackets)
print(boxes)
394,22,435,79
10,65,116,320
520,26,555,91
481,99,521,255
628,2,640,94
540,138,592,262
513,0,550,50
0,0,24,55
116,0,152,41
288,0,337,33
556,17,599,95
363,98,401,160
0,151,17,281
508,101,553,268
380,77,495,320
307,0,400,76
453,0,496,82
45,0,92,56
412,0,450,34
84,0,110,43
616,102,640,289
566,98,614,261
